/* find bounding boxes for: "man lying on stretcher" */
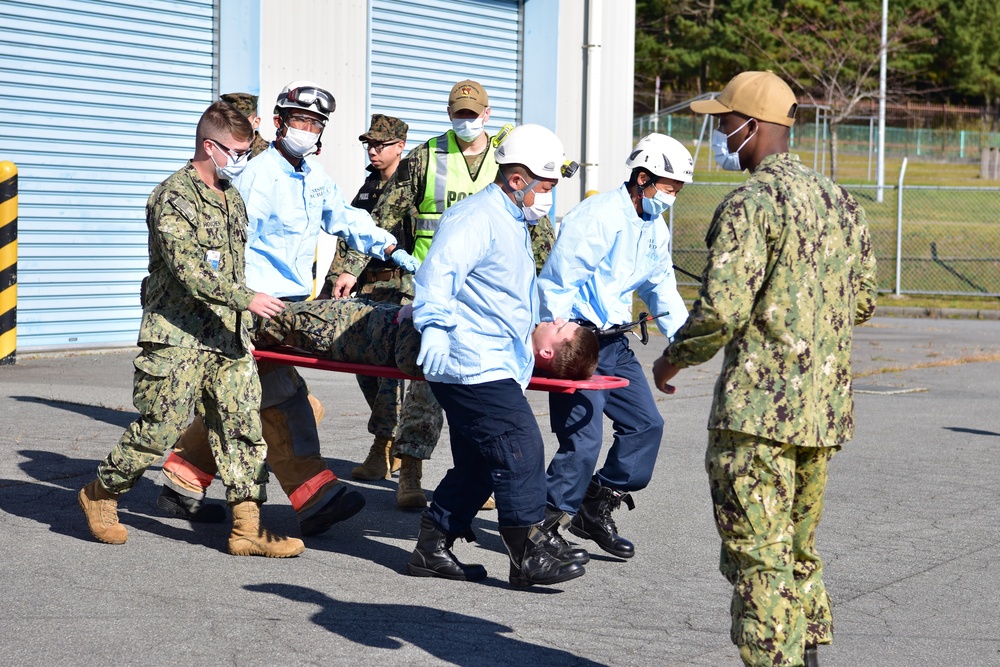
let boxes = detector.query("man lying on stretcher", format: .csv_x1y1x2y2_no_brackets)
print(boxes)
255,298,600,381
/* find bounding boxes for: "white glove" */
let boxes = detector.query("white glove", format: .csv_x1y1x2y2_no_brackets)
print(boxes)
416,325,450,376
391,248,420,273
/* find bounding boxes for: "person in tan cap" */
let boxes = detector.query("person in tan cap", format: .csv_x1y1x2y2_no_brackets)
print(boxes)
318,113,412,481
327,80,556,512
219,92,269,158
652,71,878,667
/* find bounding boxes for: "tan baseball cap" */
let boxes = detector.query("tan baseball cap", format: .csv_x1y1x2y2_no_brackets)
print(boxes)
690,71,798,127
448,79,489,114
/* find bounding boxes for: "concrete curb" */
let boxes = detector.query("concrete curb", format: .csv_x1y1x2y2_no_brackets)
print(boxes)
876,305,1000,320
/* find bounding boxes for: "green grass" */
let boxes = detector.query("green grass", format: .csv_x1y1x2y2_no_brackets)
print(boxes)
672,160,1000,298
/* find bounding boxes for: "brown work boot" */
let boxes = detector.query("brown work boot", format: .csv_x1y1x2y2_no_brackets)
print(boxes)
78,480,128,544
228,501,305,558
351,436,400,481
396,455,427,509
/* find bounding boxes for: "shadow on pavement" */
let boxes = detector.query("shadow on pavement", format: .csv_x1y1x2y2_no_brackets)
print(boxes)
10,395,136,429
245,582,608,666
943,426,1000,437
1,449,225,551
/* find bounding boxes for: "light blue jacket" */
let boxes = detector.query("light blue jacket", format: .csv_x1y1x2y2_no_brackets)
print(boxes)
413,184,537,388
235,146,396,298
538,184,688,338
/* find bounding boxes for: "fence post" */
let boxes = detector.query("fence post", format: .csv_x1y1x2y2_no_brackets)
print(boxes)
894,157,908,297
0,161,16,365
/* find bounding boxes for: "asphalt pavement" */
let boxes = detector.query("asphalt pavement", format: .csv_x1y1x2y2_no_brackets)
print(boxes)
1,316,998,666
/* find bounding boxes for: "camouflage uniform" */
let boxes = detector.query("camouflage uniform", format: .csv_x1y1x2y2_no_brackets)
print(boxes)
98,162,268,505
330,136,554,459
256,298,422,378
663,153,878,667
220,92,269,158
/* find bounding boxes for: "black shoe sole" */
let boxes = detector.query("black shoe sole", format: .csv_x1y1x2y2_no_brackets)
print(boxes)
406,562,488,582
155,490,227,524
509,564,586,588
567,523,635,559
300,489,366,536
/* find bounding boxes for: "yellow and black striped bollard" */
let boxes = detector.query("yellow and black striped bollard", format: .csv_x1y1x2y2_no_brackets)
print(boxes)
1,161,17,365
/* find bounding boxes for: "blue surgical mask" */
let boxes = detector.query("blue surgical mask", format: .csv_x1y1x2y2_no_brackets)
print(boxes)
211,150,248,181
452,116,484,142
641,186,675,218
712,118,755,172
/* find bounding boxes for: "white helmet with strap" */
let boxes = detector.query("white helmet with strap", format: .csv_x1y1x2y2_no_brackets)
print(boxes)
494,123,566,180
274,80,336,120
626,133,694,183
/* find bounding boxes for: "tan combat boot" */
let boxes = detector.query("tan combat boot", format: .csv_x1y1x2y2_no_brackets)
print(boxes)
78,480,128,544
307,392,326,424
351,436,401,481
396,455,427,509
228,501,305,558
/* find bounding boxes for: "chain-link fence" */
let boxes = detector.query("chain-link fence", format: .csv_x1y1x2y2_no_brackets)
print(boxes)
635,111,1000,166
668,182,1000,297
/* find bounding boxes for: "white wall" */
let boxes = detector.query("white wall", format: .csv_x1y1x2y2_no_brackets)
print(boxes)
555,0,636,217
255,0,636,280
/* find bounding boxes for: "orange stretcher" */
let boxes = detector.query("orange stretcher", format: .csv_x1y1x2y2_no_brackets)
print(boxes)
253,347,630,394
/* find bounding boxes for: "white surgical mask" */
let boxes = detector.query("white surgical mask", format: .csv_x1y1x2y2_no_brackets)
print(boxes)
640,185,675,218
452,116,484,142
210,150,248,181
281,126,320,158
712,118,755,172
523,190,552,221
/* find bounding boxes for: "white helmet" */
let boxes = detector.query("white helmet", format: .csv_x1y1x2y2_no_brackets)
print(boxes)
626,133,694,183
494,123,566,180
274,80,336,120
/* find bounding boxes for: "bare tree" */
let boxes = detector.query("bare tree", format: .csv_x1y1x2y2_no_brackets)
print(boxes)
739,2,936,181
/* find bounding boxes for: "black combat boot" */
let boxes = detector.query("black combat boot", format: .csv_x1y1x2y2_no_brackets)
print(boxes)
156,486,227,523
568,478,636,558
407,514,487,581
500,524,586,588
543,507,590,565
300,484,367,536
804,644,819,667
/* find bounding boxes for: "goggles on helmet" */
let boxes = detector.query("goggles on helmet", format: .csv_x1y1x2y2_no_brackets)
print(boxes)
282,86,336,115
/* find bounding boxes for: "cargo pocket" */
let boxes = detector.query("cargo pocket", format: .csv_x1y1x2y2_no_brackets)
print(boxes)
132,345,189,424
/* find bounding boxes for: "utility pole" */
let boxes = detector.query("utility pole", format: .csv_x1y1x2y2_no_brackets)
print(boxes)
653,75,660,133
876,0,887,202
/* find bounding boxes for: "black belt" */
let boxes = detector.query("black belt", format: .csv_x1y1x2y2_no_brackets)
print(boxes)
364,266,404,282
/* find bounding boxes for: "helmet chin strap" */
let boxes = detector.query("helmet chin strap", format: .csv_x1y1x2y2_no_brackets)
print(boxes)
500,167,538,205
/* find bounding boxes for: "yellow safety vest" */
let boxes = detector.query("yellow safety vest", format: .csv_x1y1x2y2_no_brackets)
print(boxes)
414,130,498,260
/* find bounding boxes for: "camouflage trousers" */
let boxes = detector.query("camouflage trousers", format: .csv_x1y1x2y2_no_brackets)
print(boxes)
99,343,267,504
258,297,443,459
706,429,836,667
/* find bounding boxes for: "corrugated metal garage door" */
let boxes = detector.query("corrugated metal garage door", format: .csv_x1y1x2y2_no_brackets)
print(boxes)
0,0,216,349
369,0,522,148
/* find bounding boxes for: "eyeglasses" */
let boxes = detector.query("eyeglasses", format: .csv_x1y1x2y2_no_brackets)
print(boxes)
287,113,327,130
208,138,251,161
364,141,401,154
284,86,336,114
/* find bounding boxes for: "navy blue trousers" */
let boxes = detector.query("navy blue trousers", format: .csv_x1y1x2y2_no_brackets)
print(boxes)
546,334,664,513
426,379,547,533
